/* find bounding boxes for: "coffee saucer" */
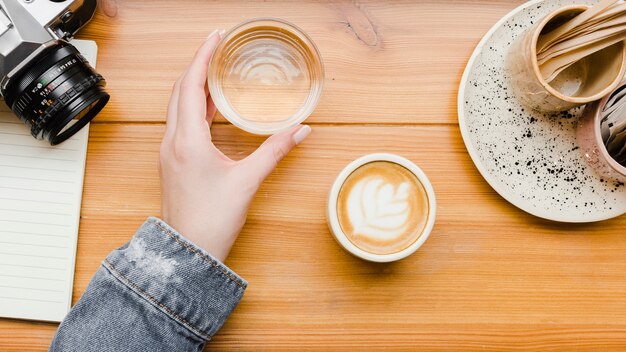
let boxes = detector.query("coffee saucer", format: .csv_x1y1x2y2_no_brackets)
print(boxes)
458,0,626,222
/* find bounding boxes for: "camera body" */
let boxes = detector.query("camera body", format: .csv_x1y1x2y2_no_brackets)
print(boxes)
0,0,96,85
0,0,108,145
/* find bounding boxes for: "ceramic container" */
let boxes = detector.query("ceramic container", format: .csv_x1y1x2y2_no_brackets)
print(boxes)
508,5,626,113
578,80,626,183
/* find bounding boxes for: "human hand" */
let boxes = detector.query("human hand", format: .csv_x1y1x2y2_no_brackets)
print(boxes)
159,30,311,262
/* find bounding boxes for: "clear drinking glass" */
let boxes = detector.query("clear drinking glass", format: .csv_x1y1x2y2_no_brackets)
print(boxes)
208,18,324,134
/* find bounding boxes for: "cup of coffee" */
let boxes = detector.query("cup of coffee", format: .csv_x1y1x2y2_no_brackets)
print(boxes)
327,153,436,262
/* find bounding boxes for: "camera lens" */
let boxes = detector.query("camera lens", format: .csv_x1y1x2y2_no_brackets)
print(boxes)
4,41,109,145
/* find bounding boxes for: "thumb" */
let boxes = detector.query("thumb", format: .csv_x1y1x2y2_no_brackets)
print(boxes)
241,125,311,183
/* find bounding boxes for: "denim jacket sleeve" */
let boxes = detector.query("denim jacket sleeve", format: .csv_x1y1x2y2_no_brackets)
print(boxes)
49,217,247,352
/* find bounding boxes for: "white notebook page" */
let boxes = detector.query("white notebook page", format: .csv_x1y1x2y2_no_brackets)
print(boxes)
0,40,97,322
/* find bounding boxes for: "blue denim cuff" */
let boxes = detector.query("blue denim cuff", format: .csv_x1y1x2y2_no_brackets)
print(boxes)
103,217,247,340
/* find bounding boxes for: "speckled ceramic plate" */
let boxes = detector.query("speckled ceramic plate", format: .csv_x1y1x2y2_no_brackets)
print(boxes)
458,0,626,223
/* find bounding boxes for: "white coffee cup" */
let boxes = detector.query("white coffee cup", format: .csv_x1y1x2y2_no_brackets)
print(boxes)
327,153,436,262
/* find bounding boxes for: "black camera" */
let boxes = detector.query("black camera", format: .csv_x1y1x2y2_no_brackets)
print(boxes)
0,0,109,145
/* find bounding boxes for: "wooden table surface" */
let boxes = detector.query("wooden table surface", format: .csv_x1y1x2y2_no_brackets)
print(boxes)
3,1,626,351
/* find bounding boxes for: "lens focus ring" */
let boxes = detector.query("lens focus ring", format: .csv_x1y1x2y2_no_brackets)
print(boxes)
4,41,109,145
12,54,88,120
31,74,104,138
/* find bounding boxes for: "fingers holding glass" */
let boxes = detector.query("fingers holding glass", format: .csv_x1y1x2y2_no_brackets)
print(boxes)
176,31,223,138
164,77,182,141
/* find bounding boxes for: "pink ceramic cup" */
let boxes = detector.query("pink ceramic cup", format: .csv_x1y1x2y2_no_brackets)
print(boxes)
577,81,626,183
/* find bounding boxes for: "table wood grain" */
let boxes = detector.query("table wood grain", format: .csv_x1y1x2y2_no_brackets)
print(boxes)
2,1,626,351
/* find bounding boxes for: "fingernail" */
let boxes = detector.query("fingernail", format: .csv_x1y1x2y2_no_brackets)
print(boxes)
206,29,219,40
293,125,311,145
218,29,226,37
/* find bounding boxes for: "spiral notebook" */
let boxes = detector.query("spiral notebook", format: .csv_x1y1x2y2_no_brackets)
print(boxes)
0,40,96,322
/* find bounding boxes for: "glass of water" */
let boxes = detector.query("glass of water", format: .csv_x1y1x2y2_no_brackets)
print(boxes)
208,18,324,134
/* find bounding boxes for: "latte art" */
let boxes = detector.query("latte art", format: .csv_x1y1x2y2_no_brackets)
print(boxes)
347,178,412,241
336,161,430,255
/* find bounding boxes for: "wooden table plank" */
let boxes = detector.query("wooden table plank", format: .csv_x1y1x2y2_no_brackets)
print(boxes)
4,123,626,351
4,1,626,350
78,0,525,124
